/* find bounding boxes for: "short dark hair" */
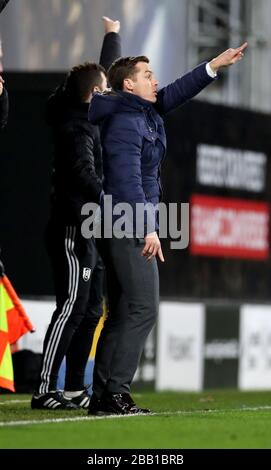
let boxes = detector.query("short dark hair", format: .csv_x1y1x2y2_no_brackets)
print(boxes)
108,56,149,91
64,62,106,102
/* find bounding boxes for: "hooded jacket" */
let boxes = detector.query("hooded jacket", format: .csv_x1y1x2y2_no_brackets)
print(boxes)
47,32,121,225
89,62,215,235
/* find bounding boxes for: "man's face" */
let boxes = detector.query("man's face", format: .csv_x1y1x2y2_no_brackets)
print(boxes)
126,62,159,103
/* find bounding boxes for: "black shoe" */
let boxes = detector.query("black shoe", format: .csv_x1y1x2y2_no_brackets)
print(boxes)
122,393,151,414
88,393,105,416
31,391,79,410
65,388,91,409
102,393,151,415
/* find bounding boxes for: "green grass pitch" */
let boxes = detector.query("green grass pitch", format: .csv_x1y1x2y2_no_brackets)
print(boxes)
1,390,271,449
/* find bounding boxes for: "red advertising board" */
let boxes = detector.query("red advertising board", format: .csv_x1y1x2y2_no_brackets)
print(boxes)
190,195,269,259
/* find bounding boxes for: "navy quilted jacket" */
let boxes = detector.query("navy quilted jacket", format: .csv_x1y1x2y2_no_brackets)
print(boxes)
89,62,215,235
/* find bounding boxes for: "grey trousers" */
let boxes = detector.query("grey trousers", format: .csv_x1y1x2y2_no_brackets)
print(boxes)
94,236,159,396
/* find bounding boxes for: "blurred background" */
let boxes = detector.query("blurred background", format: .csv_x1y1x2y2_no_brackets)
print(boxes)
1,0,271,392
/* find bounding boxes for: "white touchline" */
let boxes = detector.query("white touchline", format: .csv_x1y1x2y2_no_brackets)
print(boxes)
0,400,30,405
1,406,271,427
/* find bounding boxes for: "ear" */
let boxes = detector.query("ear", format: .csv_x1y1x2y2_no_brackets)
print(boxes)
123,78,134,92
93,86,100,93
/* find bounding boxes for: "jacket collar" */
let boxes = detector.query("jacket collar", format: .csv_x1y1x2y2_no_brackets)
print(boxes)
117,91,154,111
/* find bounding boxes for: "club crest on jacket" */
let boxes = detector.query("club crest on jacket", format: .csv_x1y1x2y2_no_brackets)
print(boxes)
83,267,91,282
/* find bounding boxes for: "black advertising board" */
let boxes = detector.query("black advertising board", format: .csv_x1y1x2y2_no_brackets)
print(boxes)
161,100,271,301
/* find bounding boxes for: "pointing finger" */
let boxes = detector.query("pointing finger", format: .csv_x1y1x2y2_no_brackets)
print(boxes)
237,42,248,53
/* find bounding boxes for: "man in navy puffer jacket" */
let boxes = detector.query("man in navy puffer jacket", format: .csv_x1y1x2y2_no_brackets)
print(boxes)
88,42,247,415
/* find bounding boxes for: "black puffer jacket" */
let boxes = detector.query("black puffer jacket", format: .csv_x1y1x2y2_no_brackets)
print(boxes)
46,32,121,225
47,97,104,224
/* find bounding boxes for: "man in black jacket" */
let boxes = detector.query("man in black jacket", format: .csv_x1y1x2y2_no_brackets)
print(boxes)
31,17,121,410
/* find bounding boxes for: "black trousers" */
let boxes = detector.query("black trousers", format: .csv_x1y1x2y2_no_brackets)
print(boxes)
93,236,159,397
37,224,104,394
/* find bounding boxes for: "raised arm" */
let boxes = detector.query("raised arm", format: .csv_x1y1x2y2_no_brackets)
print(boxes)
156,42,247,115
156,62,215,115
99,16,121,72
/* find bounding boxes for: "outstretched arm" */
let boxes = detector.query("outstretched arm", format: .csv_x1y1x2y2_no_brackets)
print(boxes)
157,42,248,115
99,16,121,72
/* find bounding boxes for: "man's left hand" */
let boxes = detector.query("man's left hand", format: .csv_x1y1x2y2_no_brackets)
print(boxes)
209,42,248,74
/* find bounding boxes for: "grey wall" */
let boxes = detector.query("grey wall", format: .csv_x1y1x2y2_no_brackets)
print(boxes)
0,0,188,86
